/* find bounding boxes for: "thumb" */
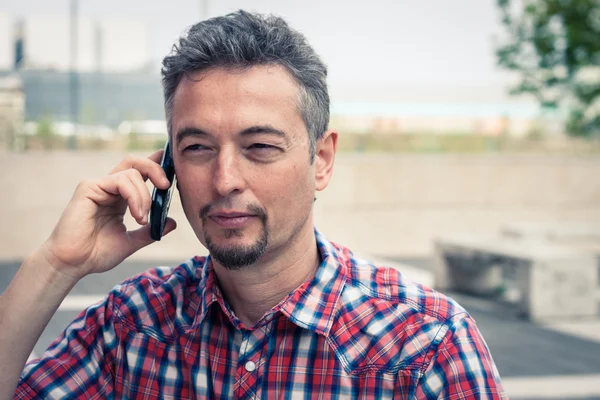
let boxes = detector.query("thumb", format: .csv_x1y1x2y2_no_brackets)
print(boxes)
127,217,178,251
162,218,178,237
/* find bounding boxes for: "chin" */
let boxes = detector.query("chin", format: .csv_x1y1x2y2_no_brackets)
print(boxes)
205,227,269,270
205,224,267,246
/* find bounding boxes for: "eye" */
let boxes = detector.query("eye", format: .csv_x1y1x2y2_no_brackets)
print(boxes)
184,144,208,152
248,143,277,150
245,143,282,162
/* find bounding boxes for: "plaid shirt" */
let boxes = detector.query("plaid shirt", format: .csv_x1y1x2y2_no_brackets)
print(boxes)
17,230,506,399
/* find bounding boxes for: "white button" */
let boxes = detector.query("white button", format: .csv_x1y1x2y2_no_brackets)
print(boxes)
244,361,256,372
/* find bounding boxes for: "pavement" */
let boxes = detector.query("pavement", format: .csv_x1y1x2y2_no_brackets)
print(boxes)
2,258,600,399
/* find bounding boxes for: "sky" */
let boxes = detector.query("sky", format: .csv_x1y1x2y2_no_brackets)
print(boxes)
1,0,522,103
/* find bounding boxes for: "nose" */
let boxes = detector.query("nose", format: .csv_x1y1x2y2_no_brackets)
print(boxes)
212,146,246,197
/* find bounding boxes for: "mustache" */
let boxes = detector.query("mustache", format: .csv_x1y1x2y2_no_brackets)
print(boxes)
200,201,267,223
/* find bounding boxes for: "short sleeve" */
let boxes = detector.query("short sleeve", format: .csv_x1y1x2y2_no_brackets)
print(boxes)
15,293,119,399
414,313,508,399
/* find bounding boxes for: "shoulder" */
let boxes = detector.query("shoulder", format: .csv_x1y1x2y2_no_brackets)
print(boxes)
343,252,464,321
106,256,207,338
329,242,471,375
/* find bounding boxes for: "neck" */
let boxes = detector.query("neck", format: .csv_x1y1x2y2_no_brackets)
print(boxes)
212,224,319,329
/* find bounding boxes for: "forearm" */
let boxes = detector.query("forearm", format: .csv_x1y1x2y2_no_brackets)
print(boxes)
0,249,78,400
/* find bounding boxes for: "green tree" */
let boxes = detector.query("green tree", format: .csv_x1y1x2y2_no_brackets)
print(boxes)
36,113,56,149
496,0,600,137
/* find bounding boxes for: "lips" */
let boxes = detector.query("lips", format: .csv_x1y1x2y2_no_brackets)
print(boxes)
208,211,257,228
210,212,254,218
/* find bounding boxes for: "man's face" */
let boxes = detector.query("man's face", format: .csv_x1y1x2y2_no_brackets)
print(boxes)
170,65,330,269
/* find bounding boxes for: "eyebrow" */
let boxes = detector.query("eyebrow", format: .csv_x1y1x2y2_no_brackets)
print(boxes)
174,124,288,144
240,125,287,139
174,126,208,144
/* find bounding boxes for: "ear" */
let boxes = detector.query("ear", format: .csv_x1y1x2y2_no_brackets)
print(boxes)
314,129,338,191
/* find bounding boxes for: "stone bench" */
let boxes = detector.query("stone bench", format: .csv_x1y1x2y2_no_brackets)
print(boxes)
433,233,599,322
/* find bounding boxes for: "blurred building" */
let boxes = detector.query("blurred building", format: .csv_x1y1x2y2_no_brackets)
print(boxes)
18,14,148,73
0,10,564,138
21,15,95,72
0,12,14,71
329,103,559,137
0,75,25,149
0,70,164,127
0,11,159,130
328,84,563,137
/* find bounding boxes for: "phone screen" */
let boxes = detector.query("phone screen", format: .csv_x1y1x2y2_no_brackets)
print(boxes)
149,141,176,241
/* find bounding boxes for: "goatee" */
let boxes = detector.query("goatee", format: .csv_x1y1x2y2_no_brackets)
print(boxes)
201,203,268,270
205,227,268,270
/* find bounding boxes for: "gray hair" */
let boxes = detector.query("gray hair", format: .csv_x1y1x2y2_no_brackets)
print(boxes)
161,10,330,161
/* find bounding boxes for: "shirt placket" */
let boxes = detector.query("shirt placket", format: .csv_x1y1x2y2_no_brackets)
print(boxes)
233,323,270,400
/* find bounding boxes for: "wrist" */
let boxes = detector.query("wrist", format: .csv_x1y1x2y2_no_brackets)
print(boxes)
26,245,82,293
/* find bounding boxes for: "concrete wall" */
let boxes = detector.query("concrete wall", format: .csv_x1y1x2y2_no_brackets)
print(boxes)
1,152,599,261
316,154,600,257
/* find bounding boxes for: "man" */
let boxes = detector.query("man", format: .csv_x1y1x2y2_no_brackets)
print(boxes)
1,10,506,399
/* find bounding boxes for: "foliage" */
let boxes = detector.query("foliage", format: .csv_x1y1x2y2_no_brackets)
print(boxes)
495,0,600,137
36,114,54,139
127,130,140,151
35,114,57,150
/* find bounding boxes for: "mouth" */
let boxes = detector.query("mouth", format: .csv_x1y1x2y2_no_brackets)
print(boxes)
207,211,257,229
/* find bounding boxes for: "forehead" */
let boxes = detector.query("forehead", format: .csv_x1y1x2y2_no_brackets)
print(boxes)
170,65,305,136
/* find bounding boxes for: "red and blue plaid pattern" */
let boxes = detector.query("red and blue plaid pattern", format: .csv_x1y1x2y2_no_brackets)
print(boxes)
17,231,506,399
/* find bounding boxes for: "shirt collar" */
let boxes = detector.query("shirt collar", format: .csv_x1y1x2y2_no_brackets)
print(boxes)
194,255,239,328
278,229,347,336
194,229,348,336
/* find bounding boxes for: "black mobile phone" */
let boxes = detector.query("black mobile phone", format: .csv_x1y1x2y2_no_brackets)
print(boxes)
150,141,176,241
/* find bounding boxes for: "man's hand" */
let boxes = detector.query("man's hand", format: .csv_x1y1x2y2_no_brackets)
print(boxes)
39,150,177,286
0,150,178,399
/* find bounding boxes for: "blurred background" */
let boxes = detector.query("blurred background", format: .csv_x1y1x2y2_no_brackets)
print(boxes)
0,0,599,398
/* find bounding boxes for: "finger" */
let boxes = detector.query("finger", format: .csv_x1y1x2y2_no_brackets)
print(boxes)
163,217,177,236
124,171,152,224
127,217,177,251
75,179,120,206
94,173,144,221
110,150,163,174
109,153,171,190
126,169,153,224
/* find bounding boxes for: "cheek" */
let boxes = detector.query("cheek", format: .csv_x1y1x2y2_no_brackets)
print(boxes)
262,163,314,214
176,166,210,209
